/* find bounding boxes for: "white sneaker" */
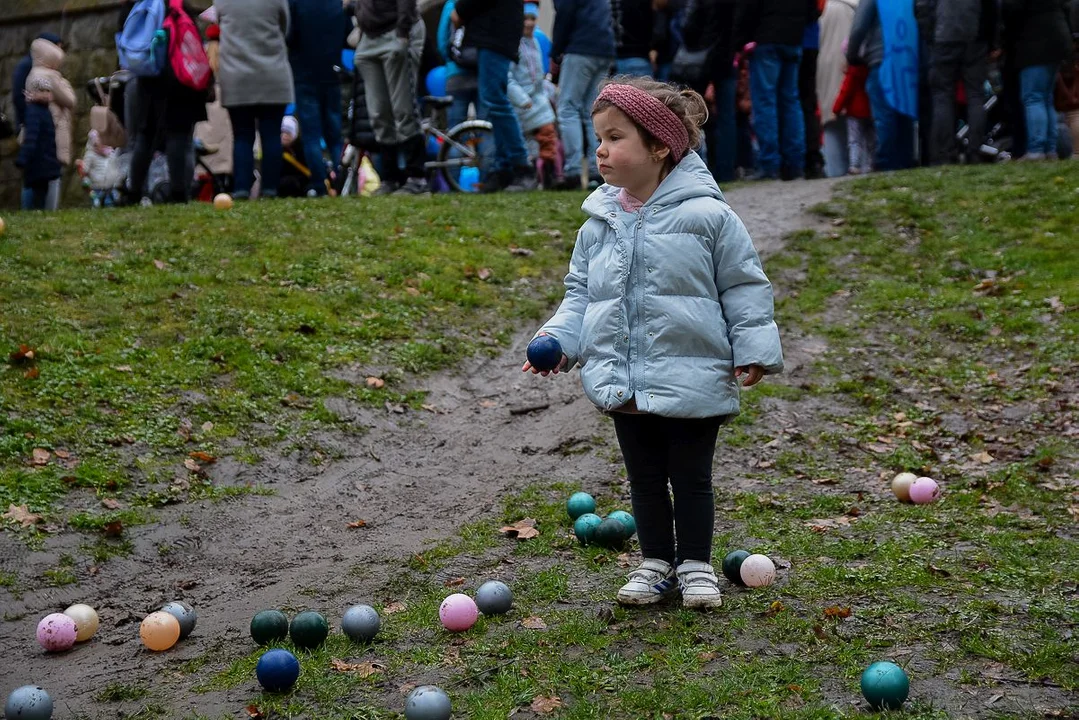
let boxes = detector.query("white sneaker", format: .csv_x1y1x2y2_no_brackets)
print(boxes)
617,559,679,605
677,560,723,609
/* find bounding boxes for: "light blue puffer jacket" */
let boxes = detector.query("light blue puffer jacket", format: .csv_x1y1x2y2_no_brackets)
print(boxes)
539,152,784,418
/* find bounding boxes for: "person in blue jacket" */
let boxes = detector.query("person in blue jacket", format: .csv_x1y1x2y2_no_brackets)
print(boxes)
525,77,783,610
551,0,617,189
16,93,62,210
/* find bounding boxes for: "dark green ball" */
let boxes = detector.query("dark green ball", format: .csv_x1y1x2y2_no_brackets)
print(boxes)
606,510,636,538
289,611,329,650
594,517,627,550
722,550,750,585
860,661,909,710
250,610,290,646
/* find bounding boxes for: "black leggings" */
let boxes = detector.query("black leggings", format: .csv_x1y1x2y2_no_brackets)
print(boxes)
611,413,727,567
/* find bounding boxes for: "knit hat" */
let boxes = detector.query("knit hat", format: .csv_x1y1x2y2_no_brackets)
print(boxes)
594,83,690,163
523,3,539,17
281,116,299,139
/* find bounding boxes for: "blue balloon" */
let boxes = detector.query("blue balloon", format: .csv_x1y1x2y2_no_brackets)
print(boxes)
426,65,448,97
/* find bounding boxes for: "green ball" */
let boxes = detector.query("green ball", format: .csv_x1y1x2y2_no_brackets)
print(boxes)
289,611,329,650
573,513,603,544
250,610,290,646
860,661,910,710
593,517,627,550
722,550,750,586
566,492,597,520
606,510,636,538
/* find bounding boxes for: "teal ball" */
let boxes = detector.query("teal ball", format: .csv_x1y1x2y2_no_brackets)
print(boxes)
722,550,750,586
594,517,627,550
573,513,602,544
289,611,329,650
860,661,910,710
606,510,636,538
566,492,596,520
250,610,289,646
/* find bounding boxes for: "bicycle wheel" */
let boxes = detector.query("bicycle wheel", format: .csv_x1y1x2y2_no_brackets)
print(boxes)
437,120,494,192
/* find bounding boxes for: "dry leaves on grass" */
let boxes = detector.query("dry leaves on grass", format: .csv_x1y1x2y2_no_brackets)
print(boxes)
24,367,39,379
189,451,216,464
444,576,466,587
3,504,43,527
347,519,368,529
530,696,563,714
383,602,407,615
101,498,122,510
330,659,385,677
31,448,50,466
365,376,385,389
970,451,994,464
245,704,263,719
9,344,35,363
807,515,853,532
521,616,547,630
823,606,852,619
501,518,539,540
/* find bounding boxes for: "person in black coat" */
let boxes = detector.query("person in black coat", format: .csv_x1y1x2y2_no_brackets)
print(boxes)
452,0,536,191
1002,0,1073,159
16,97,62,210
613,0,660,77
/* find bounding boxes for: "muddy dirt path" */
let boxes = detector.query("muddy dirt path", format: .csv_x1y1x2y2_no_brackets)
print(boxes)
0,179,839,718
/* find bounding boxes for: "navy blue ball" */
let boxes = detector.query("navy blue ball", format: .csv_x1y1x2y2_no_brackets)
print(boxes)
256,649,300,692
526,336,563,371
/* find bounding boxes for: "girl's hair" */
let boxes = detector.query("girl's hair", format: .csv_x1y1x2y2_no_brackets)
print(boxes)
592,76,708,165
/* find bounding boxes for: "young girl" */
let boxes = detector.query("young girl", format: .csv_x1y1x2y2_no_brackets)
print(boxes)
523,77,783,609
833,63,874,175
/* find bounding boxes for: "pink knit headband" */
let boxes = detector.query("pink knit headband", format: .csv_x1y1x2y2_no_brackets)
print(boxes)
595,84,690,162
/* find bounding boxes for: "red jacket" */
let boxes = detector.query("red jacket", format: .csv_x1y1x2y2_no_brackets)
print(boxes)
833,64,871,120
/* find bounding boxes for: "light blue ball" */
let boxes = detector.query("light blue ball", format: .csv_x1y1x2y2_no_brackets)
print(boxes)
573,513,602,544
5,686,53,720
566,492,596,520
341,604,380,643
405,685,451,720
475,581,513,615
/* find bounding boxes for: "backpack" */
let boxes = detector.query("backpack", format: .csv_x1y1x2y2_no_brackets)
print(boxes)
164,0,211,91
116,0,168,76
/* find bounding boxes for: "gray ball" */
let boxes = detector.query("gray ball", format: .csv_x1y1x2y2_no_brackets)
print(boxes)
404,685,451,720
341,604,380,643
475,581,513,615
5,686,53,720
160,601,197,640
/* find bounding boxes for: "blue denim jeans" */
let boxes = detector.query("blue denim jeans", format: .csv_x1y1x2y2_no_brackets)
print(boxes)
1019,64,1059,156
709,76,737,183
866,66,914,171
558,53,613,177
229,104,287,196
294,82,343,196
478,48,529,174
615,56,652,78
749,44,805,176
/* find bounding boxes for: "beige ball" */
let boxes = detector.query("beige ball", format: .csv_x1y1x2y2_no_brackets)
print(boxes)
64,603,100,642
891,472,918,502
739,553,777,588
213,193,234,210
0,217,6,235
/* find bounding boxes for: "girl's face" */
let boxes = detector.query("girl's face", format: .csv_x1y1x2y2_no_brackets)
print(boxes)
593,107,667,197
524,16,536,36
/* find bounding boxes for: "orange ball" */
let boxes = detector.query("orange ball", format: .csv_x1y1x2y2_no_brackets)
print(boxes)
140,611,181,651
213,193,233,210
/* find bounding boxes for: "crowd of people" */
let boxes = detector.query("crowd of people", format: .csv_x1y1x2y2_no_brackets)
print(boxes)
8,0,1079,210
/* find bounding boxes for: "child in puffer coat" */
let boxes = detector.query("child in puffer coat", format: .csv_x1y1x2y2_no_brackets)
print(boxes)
509,4,560,186
80,130,125,207
25,38,75,168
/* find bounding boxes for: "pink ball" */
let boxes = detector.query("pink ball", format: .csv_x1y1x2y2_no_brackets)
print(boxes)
439,593,478,632
909,477,940,504
37,612,78,652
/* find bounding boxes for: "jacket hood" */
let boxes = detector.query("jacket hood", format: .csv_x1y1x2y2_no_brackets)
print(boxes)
582,151,726,219
31,38,65,71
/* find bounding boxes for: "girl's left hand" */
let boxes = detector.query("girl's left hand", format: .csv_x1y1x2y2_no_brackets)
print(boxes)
735,364,764,387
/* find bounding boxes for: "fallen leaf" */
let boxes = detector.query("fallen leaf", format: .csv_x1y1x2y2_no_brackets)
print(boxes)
811,477,838,485
114,365,133,372
479,399,498,409
183,458,201,472
866,443,892,454
245,704,263,719
616,553,632,568
103,520,124,537
970,451,994,464
330,659,385,677
762,600,786,618
346,519,368,529
807,515,853,532
9,345,35,363
31,448,50,466
405,286,421,296
398,682,418,695
510,246,534,257
530,696,562,714
501,518,540,540
189,451,216,463
1046,296,1065,313
697,650,717,662
477,268,492,280
24,367,39,379
365,376,385,389
444,576,466,587
383,602,406,615
3,504,42,527
823,606,852,619
812,624,828,641
201,421,214,432
153,259,168,270
522,616,547,630
53,449,70,459
101,498,122,510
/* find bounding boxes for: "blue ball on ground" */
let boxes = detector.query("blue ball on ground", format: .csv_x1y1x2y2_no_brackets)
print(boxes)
4,686,53,720
606,510,636,538
527,335,563,371
566,491,596,520
475,580,514,615
256,649,300,692
341,604,380,643
860,661,910,710
404,685,452,720
573,512,603,544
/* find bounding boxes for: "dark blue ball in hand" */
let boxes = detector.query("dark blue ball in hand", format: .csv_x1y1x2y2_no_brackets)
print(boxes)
527,335,563,371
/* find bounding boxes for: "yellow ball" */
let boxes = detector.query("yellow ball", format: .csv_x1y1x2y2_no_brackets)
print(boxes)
140,611,181,651
63,603,99,642
213,193,233,210
891,472,918,503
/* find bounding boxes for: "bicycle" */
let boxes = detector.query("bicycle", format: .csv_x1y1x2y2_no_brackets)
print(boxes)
334,67,493,195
